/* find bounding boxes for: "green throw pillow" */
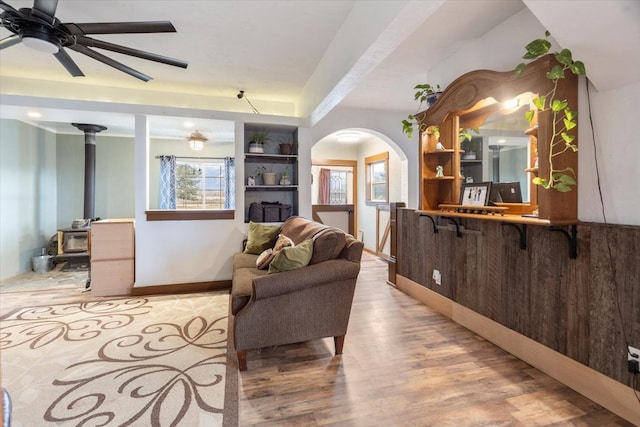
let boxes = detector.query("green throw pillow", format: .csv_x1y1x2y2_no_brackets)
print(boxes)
268,238,313,273
244,221,281,255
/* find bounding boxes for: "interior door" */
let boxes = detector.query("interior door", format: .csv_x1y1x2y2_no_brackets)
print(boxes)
311,160,357,236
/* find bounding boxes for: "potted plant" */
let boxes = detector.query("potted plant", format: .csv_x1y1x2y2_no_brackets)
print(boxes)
401,83,442,138
515,31,585,192
248,131,270,153
279,166,291,185
255,165,276,185
279,139,294,155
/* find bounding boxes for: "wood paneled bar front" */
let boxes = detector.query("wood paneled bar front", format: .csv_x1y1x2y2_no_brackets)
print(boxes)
393,207,640,423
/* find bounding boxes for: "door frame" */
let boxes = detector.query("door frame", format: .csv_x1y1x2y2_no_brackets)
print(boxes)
311,159,358,236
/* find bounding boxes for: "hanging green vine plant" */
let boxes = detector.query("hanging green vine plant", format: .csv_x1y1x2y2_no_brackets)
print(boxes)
515,31,586,192
401,83,442,138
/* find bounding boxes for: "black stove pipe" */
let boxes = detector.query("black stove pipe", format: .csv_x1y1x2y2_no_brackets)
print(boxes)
71,123,107,220
489,145,503,182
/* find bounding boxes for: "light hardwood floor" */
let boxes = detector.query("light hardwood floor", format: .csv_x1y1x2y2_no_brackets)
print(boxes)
235,253,636,426
1,256,636,426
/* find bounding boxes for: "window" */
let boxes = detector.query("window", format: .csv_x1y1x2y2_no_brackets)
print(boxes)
365,152,388,203
329,170,348,204
158,156,235,211
175,160,232,209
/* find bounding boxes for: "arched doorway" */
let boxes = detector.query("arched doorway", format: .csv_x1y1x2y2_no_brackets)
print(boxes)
311,128,407,257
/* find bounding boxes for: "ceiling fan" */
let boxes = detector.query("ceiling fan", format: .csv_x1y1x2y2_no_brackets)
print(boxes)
0,0,188,81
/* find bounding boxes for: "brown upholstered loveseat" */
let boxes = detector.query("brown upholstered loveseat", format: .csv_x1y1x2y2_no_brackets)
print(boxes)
231,216,364,370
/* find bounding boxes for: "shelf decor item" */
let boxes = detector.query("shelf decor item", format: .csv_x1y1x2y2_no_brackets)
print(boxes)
262,172,277,186
280,166,291,185
248,131,270,154
460,182,492,207
279,139,294,155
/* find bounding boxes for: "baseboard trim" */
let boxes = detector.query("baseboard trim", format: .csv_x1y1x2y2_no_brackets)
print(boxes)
131,280,231,296
396,275,640,426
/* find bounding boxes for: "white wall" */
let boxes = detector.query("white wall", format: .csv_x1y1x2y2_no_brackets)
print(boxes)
0,119,57,280
356,137,404,252
577,80,640,225
56,133,135,227
133,118,311,286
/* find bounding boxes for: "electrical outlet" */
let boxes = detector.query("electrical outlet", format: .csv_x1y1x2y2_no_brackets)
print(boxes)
432,269,441,286
628,346,640,374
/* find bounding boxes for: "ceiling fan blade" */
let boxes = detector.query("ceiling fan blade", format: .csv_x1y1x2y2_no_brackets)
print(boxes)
61,21,176,36
54,47,84,77
76,36,188,69
0,0,21,14
32,0,58,24
0,34,21,50
68,44,151,82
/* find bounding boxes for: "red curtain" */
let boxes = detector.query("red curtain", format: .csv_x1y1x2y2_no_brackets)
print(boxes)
318,168,331,204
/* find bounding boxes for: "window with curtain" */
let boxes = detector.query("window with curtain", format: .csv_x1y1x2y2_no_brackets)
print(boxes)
159,156,235,210
365,152,388,203
318,168,348,205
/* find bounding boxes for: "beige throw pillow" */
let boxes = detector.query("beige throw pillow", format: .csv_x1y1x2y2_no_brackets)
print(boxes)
256,248,275,270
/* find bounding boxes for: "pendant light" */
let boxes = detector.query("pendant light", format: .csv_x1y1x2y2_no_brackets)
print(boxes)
188,130,207,151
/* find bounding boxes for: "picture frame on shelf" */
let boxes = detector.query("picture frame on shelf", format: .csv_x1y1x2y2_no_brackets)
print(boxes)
460,182,492,207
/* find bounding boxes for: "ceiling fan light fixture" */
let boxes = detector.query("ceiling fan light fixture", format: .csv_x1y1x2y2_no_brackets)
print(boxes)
21,35,59,53
188,130,207,151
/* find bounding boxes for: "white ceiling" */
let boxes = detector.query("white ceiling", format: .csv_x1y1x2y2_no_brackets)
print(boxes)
1,0,638,141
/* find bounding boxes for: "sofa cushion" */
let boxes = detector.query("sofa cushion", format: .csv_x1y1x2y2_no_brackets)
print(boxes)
268,238,314,273
280,217,347,265
309,227,347,265
243,221,280,255
233,252,259,270
231,267,268,314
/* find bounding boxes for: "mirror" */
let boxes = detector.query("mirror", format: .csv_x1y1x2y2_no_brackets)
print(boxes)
459,99,532,203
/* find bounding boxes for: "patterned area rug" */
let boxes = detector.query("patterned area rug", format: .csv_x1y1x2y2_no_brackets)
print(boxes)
0,291,233,426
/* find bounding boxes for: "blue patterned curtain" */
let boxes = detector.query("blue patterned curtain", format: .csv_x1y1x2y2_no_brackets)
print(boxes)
224,157,235,209
159,155,176,209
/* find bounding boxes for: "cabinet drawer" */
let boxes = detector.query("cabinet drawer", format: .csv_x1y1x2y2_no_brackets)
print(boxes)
91,259,134,297
91,220,134,261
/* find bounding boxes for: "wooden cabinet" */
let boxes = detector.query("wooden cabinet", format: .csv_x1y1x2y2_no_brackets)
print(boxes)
244,123,299,222
90,219,135,296
418,54,578,224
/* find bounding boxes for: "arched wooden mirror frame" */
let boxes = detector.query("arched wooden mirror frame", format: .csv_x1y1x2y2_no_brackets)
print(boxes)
417,54,578,224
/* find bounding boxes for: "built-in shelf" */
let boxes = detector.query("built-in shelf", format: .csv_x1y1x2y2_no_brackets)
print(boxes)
424,176,455,181
244,124,299,222
425,149,455,155
245,153,297,162
245,185,298,191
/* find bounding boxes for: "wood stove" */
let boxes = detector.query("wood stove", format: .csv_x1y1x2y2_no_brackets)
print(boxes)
56,227,90,270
